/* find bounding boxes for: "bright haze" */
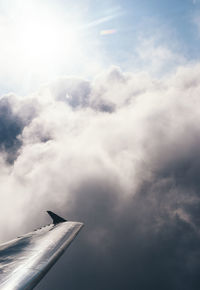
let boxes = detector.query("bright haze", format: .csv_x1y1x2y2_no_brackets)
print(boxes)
1,0,200,289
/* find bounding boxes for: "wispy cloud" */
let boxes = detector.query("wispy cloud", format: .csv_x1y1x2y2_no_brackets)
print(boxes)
82,9,124,30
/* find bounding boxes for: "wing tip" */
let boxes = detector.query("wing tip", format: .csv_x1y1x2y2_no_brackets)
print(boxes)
47,211,67,224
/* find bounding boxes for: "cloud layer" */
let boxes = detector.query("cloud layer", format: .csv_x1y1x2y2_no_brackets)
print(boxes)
1,64,200,289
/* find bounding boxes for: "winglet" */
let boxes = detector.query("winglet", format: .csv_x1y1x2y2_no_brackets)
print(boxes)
47,211,67,224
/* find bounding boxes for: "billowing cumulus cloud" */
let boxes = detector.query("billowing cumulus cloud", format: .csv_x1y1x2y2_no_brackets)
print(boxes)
1,64,200,289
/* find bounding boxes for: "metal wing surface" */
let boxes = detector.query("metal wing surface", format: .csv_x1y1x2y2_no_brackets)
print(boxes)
0,212,83,290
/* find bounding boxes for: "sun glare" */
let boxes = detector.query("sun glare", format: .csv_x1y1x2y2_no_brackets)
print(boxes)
0,0,114,92
15,1,81,75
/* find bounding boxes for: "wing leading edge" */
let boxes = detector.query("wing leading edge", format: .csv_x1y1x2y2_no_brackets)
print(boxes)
0,211,84,290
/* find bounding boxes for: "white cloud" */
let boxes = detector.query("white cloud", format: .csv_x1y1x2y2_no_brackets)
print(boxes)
134,37,186,76
0,63,200,242
1,62,200,290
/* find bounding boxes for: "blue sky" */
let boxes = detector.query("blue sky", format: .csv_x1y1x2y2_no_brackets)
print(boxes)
0,0,200,94
87,0,200,63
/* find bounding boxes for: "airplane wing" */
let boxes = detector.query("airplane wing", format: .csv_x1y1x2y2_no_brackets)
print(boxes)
0,211,84,290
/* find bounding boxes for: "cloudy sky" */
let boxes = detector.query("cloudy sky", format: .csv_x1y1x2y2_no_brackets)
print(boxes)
1,0,200,289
